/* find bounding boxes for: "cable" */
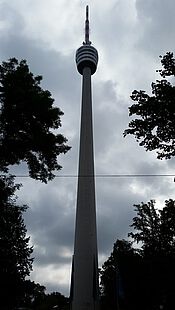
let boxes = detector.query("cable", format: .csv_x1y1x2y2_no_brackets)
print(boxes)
2,174,175,178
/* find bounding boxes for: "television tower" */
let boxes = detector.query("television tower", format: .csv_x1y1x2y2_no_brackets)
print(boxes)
70,5,99,310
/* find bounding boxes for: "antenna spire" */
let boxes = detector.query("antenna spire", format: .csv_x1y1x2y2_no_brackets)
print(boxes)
85,5,91,45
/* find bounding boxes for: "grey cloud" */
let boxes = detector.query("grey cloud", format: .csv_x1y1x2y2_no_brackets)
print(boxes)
1,0,175,296
0,2,24,40
135,0,175,56
97,175,151,248
24,179,76,242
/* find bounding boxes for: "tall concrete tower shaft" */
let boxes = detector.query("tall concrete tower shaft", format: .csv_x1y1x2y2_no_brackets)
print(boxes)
71,6,99,310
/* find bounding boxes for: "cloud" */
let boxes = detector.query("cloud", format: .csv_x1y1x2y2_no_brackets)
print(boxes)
135,0,175,56
1,0,175,297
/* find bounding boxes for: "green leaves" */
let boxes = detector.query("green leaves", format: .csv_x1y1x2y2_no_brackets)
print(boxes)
124,52,175,159
0,58,71,182
129,199,175,257
0,58,71,308
100,200,175,309
0,175,33,308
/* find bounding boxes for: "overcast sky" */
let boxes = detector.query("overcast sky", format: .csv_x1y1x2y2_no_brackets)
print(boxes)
1,0,175,296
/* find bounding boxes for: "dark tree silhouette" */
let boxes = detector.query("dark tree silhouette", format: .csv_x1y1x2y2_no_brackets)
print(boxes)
129,199,175,256
124,52,175,160
128,199,175,309
19,280,70,310
33,291,69,310
20,280,46,309
0,58,70,182
0,58,71,309
0,175,33,309
100,200,175,310
100,239,142,310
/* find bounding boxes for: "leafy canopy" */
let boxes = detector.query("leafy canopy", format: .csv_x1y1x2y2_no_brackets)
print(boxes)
124,52,175,159
0,58,70,182
129,199,175,256
100,199,175,310
0,175,33,309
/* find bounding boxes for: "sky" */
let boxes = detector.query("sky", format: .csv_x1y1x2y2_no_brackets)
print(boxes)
1,0,175,296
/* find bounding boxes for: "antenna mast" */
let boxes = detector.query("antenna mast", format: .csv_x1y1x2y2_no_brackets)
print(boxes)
85,5,91,44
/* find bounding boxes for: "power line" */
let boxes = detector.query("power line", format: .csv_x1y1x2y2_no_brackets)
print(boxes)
2,174,175,178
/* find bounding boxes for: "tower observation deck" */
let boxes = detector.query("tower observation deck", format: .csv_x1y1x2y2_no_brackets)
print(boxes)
70,6,99,310
76,5,98,75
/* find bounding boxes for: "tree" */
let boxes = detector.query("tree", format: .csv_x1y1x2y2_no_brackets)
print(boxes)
0,175,33,309
0,58,70,308
0,58,70,182
128,199,175,309
129,199,175,256
100,239,142,310
100,200,175,310
33,291,69,310
128,200,161,256
124,52,175,160
20,280,46,309
18,280,70,310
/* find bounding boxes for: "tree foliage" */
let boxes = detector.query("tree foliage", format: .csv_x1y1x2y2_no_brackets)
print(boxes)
129,199,175,256
33,291,69,310
100,199,175,310
20,280,46,309
0,175,33,309
124,52,175,159
0,58,71,308
16,280,70,310
100,239,140,310
0,58,70,182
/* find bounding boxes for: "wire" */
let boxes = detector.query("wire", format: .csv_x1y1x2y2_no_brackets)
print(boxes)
3,174,175,178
